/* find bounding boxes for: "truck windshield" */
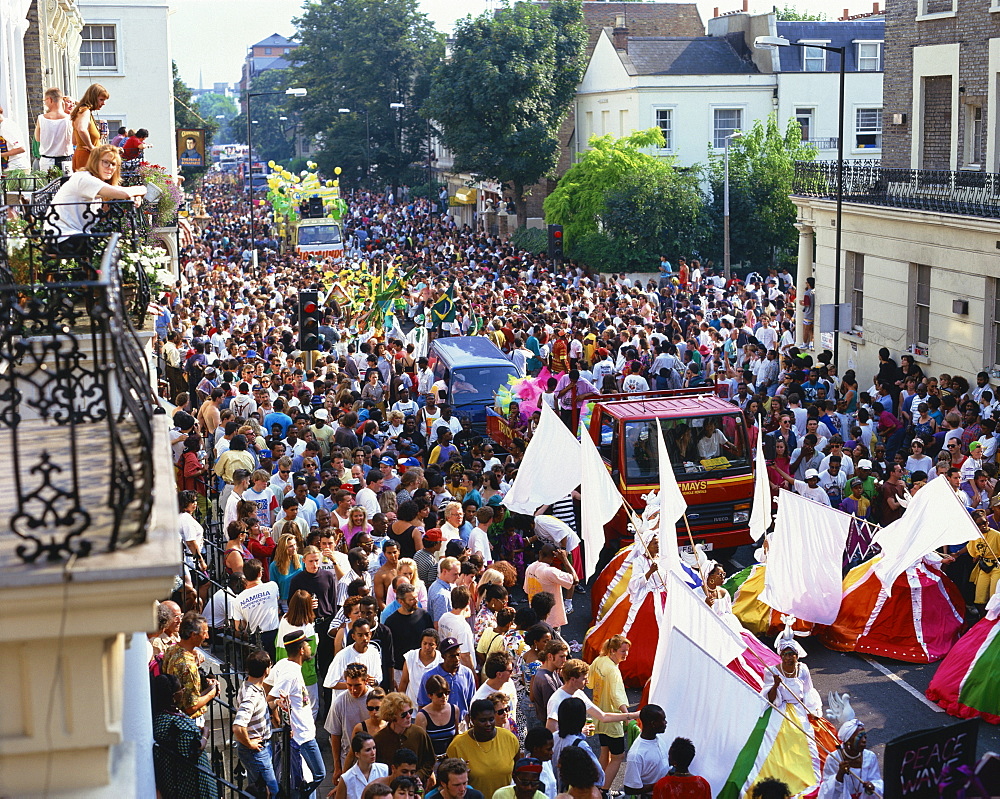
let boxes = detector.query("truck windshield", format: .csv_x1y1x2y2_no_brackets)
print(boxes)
298,224,342,246
622,413,749,483
450,366,519,405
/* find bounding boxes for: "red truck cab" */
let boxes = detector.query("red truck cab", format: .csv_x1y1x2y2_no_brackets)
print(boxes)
587,390,753,555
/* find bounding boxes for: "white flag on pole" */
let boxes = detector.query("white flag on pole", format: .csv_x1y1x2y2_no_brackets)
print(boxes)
748,431,771,542
579,429,624,579
656,422,687,577
502,401,582,515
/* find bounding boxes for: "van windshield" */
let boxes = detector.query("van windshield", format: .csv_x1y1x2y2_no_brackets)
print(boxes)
621,413,749,484
450,366,519,405
298,224,341,246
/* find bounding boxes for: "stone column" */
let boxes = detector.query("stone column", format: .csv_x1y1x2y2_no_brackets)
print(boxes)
794,223,814,347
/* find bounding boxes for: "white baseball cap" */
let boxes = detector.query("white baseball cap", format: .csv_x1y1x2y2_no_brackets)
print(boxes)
805,468,820,479
857,459,873,470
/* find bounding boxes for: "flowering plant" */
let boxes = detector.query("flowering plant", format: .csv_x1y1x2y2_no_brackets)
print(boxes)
120,245,174,292
138,163,184,226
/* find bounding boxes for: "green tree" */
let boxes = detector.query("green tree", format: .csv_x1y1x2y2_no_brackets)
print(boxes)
543,128,667,248
173,62,216,177
776,5,826,20
706,115,817,269
230,69,299,165
196,93,238,144
425,0,586,226
291,0,444,190
602,167,711,268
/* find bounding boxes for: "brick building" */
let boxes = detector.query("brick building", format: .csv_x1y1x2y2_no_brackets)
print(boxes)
790,0,1000,382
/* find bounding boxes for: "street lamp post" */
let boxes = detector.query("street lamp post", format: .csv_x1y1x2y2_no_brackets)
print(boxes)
389,102,405,201
723,130,742,281
755,35,845,369
338,107,370,186
246,87,307,266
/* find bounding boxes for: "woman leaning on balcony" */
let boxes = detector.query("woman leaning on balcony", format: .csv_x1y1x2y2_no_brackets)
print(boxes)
44,143,146,256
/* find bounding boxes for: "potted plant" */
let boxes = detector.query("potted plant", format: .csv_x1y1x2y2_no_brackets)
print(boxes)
137,163,184,226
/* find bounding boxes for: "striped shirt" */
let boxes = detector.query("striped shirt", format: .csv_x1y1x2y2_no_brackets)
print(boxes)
233,681,271,742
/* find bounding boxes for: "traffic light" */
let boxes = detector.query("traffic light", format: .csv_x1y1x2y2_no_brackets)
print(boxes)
298,290,322,351
547,224,564,260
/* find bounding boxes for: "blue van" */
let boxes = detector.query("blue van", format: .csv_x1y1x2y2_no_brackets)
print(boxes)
427,336,522,435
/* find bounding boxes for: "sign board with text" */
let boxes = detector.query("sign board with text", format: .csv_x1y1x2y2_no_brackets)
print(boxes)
883,719,979,799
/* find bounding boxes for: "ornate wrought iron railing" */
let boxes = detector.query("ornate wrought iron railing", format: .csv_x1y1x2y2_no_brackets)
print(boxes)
0,181,152,323
0,232,160,563
792,160,1000,219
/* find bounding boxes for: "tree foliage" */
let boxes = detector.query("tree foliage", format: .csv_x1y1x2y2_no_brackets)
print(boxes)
706,114,817,269
542,128,666,248
603,167,711,266
229,69,298,165
196,93,238,144
425,0,586,224
291,0,444,189
776,5,826,20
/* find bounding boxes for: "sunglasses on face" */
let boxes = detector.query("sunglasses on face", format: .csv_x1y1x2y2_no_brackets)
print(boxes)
367,705,381,712
433,690,451,697
399,708,414,718
496,707,510,715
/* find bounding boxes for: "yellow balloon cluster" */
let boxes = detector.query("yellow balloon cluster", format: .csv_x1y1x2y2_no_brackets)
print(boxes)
264,162,346,225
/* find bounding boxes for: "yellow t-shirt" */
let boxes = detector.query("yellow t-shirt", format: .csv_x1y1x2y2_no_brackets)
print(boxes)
587,654,628,737
447,728,520,799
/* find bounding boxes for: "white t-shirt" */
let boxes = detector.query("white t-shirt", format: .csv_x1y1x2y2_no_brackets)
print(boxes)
324,643,383,689
45,170,111,238
355,486,380,517
473,678,517,715
622,374,650,393
179,512,204,568
268,658,316,744
793,479,832,506
546,686,597,721
438,611,476,656
622,734,673,791
232,582,281,633
467,527,492,562
0,117,31,171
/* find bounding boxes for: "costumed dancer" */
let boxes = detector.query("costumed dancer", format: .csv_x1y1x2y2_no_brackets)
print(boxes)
762,618,822,717
818,720,883,798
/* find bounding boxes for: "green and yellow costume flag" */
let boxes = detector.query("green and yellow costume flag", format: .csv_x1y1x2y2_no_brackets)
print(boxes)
431,287,456,324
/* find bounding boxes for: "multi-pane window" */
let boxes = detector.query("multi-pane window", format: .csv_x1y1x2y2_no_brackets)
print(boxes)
656,108,673,149
849,253,865,331
855,108,882,149
914,264,931,348
80,25,117,69
992,282,1000,367
713,108,742,149
857,42,881,71
965,105,984,167
804,46,826,71
796,108,814,141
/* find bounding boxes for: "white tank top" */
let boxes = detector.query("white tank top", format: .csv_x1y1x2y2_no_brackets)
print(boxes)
37,115,73,157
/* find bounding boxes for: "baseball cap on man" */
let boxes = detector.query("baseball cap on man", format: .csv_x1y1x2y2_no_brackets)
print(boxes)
804,468,820,480
439,637,461,653
857,459,873,470
423,528,444,542
314,408,329,421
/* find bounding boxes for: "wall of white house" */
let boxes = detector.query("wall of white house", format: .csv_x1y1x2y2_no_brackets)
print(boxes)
77,0,176,174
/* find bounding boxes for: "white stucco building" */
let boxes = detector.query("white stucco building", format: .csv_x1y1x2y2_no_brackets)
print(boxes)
574,10,884,170
76,0,176,172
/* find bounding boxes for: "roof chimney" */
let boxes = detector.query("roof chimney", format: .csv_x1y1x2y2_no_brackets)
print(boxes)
713,6,719,17
844,8,849,18
612,25,629,51
742,0,748,10
873,1,880,12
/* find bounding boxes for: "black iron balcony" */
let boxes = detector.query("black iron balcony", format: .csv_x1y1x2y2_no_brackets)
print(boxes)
792,160,1000,219
0,227,160,564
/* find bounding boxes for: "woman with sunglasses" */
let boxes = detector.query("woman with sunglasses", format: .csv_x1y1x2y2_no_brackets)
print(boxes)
349,686,386,740
414,673,461,757
374,693,437,784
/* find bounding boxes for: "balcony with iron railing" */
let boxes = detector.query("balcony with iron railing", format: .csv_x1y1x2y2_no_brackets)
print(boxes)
792,159,1000,219
0,187,179,795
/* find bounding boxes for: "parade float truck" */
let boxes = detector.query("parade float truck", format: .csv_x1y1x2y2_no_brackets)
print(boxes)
588,388,754,556
265,162,346,265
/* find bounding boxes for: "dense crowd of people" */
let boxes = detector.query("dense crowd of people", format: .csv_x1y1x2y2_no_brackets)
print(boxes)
141,166,1000,798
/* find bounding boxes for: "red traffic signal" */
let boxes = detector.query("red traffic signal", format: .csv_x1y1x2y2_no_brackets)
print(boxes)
553,229,562,239
303,302,317,314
